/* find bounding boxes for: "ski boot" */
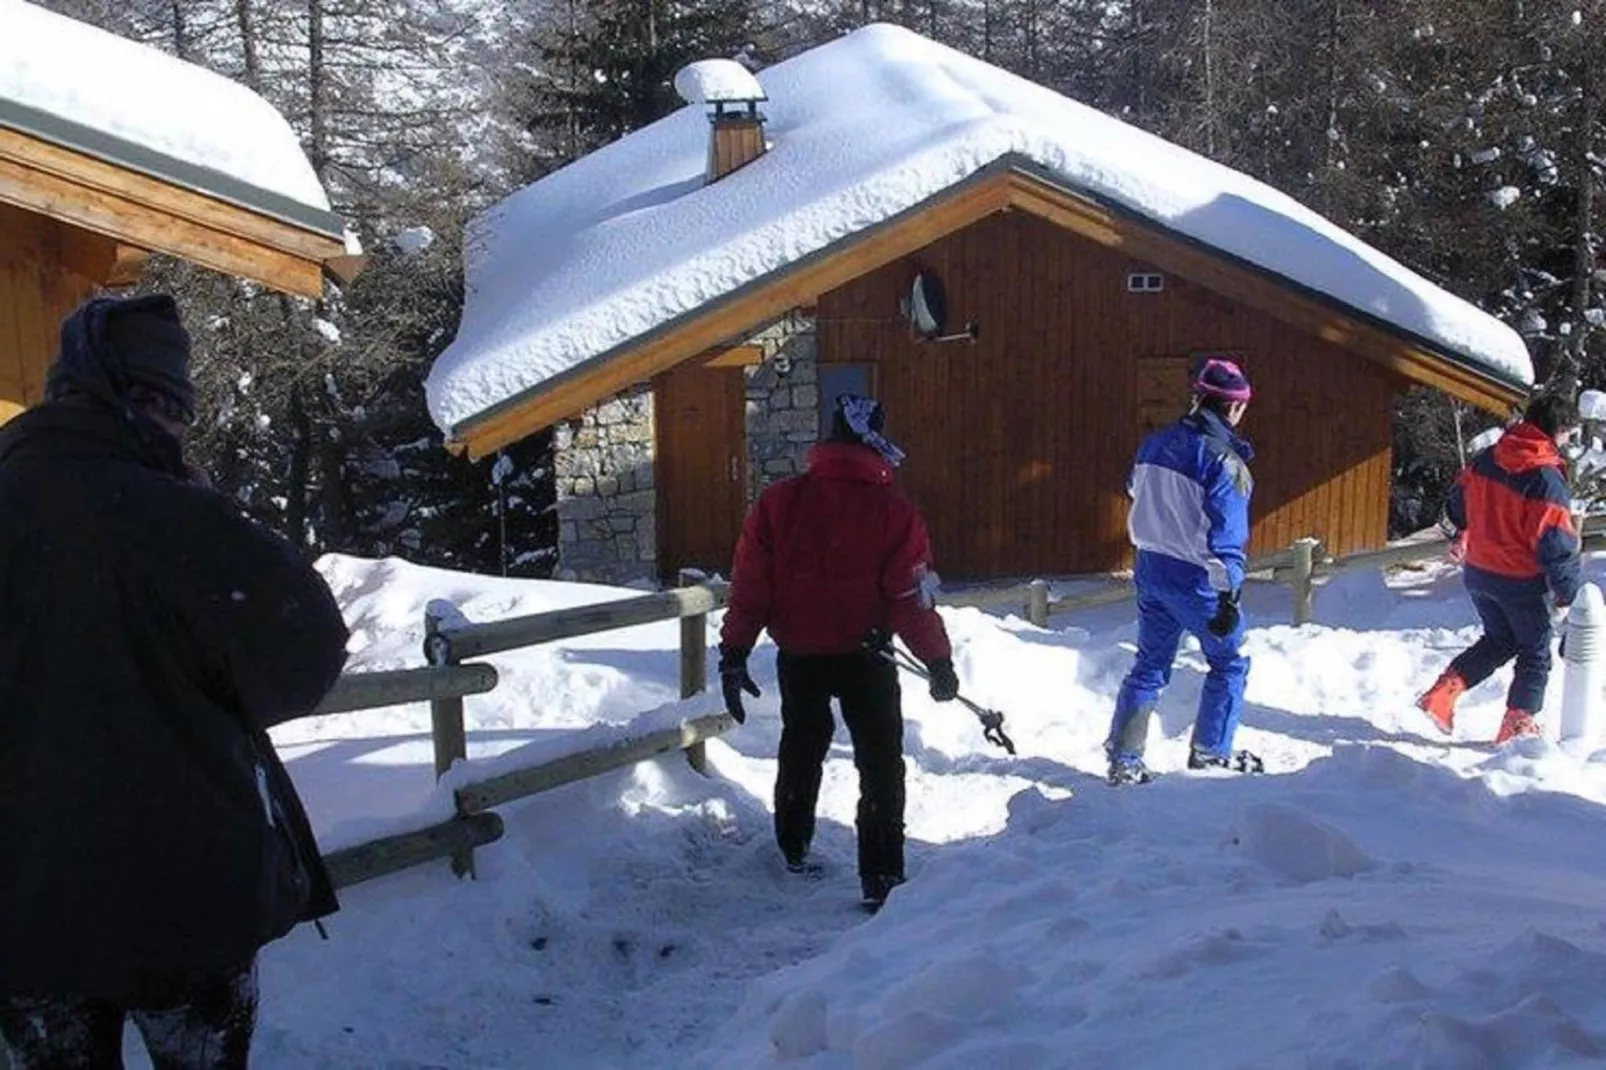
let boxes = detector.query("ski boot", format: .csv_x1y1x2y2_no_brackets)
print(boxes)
1187,748,1265,774
860,874,904,914
1416,670,1467,735
1106,754,1154,787
783,847,824,879
1494,708,1539,745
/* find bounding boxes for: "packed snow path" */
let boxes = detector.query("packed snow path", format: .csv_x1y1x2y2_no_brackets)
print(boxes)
126,555,1606,1068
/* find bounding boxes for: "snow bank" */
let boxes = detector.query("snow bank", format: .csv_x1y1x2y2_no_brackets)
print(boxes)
697,748,1606,1069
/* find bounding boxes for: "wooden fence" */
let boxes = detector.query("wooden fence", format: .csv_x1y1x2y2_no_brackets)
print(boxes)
943,517,1606,630
317,570,734,889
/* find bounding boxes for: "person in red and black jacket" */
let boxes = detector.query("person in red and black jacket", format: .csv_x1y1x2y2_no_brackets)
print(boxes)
719,394,957,911
1419,392,1583,743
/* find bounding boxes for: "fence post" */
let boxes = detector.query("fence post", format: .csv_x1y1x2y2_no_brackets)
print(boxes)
1291,537,1320,626
1027,579,1051,628
424,602,473,877
678,569,713,775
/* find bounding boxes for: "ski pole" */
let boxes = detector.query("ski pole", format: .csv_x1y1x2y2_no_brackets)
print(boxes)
866,638,1017,755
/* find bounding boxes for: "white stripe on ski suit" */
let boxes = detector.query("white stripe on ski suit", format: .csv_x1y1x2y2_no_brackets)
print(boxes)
1127,462,1233,592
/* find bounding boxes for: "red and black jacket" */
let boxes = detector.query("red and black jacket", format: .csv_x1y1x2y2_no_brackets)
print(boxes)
720,442,952,664
1447,420,1581,606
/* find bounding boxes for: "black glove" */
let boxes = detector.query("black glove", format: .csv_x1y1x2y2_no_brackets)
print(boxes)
1206,590,1241,637
718,644,760,724
927,657,960,702
864,626,893,655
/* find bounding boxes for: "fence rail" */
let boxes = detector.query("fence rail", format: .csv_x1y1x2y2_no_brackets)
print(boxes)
324,813,505,890
435,583,728,662
313,663,500,715
455,711,735,816
946,518,1606,630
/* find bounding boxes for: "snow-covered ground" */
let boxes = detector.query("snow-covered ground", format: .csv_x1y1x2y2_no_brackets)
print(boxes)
145,554,1606,1067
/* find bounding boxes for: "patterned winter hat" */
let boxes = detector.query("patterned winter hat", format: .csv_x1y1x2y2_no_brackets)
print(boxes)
832,394,906,467
1192,357,1252,403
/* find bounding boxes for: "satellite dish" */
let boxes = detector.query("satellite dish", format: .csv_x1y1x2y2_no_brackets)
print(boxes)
904,269,980,344
909,270,947,338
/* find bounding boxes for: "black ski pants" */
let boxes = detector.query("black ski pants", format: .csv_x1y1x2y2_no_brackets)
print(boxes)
0,960,257,1070
774,650,905,891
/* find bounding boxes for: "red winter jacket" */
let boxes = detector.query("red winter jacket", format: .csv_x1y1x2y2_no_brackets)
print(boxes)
720,442,952,664
1446,420,1581,604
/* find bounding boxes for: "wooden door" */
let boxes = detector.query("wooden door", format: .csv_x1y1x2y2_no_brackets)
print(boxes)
655,362,748,582
1135,356,1192,436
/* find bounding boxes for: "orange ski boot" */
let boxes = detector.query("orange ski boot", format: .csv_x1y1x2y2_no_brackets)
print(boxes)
1494,708,1540,744
1416,670,1467,735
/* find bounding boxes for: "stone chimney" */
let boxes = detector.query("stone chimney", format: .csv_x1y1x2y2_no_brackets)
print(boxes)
674,59,768,184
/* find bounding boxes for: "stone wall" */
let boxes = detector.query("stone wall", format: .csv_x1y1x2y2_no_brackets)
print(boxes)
551,313,821,585
743,313,819,499
552,384,656,584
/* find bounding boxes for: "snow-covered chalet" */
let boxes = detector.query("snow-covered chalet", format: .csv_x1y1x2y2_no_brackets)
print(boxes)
427,23,1532,585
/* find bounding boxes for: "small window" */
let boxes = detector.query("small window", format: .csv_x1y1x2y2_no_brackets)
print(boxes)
1127,272,1165,293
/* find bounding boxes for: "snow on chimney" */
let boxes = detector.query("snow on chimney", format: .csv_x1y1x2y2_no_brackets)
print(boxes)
674,59,768,184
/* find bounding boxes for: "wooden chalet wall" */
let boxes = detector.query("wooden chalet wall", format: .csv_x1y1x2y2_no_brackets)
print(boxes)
0,203,110,423
816,210,1400,579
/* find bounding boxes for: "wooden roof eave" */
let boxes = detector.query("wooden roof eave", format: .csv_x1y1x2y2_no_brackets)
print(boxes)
0,122,349,298
447,157,1526,458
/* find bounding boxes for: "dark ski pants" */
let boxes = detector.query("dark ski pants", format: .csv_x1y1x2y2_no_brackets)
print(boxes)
1451,588,1554,713
0,960,257,1070
774,650,904,893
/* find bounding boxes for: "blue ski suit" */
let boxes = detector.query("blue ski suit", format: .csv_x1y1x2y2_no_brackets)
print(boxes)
1106,408,1254,762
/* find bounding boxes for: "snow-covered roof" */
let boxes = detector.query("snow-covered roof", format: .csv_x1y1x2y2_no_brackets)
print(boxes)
1,0,337,232
427,22,1533,436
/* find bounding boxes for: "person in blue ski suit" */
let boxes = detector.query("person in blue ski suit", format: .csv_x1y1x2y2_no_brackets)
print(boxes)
1105,357,1261,785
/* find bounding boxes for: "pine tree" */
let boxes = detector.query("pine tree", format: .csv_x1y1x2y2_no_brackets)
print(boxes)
523,0,762,165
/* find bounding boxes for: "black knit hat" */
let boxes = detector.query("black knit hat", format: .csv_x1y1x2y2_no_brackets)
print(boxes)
828,394,905,466
102,296,195,422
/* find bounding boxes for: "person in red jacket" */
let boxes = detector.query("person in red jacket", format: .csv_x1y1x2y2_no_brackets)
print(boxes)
1418,392,1583,743
719,394,957,911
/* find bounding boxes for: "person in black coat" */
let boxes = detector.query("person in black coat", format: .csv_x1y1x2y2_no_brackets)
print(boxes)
0,295,350,1068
